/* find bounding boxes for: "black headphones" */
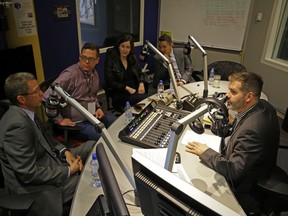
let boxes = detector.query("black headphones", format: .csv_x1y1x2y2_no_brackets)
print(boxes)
190,96,229,137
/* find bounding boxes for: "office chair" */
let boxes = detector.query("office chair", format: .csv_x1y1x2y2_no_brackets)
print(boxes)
192,61,247,81
102,48,116,111
39,74,85,148
0,171,34,216
257,166,288,215
101,82,114,111
0,104,34,216
208,61,247,80
256,110,288,215
0,102,9,119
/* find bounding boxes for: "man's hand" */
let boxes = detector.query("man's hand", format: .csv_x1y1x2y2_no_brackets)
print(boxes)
58,118,76,127
185,141,209,156
95,108,105,119
138,82,145,94
177,81,185,86
69,155,83,175
65,151,77,165
126,86,136,94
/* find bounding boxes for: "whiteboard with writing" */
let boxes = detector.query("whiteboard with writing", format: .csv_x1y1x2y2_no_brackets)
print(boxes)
159,0,252,51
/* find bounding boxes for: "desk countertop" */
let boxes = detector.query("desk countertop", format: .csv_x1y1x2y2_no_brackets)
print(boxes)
177,81,267,101
69,81,258,216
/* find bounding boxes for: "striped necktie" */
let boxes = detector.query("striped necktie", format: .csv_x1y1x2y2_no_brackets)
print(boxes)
34,114,42,129
34,114,58,156
169,55,181,82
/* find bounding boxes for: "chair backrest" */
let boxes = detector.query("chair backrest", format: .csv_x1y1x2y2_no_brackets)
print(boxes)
0,166,34,214
0,102,9,121
208,61,246,81
0,102,9,188
256,165,288,214
0,163,4,189
1,110,34,212
39,74,86,147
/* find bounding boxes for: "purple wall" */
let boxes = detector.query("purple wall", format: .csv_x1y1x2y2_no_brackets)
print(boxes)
34,0,80,79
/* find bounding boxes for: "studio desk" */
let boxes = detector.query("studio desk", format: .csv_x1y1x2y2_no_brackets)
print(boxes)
70,81,267,216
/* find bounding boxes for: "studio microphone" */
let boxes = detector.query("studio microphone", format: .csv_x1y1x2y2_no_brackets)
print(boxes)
139,44,149,62
183,42,191,55
45,83,60,118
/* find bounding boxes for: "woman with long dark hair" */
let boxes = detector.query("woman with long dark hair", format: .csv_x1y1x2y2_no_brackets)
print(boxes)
104,34,147,112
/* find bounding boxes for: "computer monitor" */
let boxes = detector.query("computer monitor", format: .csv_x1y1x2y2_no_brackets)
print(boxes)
86,142,130,216
132,150,242,216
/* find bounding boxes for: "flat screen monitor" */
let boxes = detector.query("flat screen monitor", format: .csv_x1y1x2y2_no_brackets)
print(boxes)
86,142,130,216
132,151,242,216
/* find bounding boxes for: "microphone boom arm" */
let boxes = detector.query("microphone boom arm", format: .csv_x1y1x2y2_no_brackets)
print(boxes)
188,36,208,98
164,94,228,171
52,83,136,189
164,104,208,171
145,40,183,109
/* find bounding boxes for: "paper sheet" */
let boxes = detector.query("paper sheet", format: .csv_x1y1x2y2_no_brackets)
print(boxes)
181,129,221,153
132,149,192,183
132,148,177,172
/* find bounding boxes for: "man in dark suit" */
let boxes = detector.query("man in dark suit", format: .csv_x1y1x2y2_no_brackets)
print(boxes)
186,71,280,215
0,72,96,216
152,34,193,89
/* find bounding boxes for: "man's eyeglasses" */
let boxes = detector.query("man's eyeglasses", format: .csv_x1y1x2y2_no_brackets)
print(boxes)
22,87,42,96
80,55,98,63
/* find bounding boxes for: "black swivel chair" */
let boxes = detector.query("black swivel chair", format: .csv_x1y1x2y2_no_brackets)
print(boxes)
103,48,127,113
0,103,34,215
192,60,247,81
256,109,288,215
102,48,115,112
39,74,85,148
101,81,114,111
207,60,247,80
0,167,34,216
257,166,288,215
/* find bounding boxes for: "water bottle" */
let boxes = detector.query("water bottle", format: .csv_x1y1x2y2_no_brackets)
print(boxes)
209,68,215,85
157,80,164,98
90,153,101,188
124,101,133,125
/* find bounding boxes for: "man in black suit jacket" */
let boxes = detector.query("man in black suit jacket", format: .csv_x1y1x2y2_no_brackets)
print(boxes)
0,72,96,216
186,71,280,215
152,34,193,89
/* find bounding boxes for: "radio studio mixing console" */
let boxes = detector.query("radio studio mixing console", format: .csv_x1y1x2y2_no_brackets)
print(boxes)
118,100,190,148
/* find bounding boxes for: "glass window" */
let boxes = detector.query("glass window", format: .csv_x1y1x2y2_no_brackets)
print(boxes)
77,0,144,52
263,0,288,70
272,0,288,61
